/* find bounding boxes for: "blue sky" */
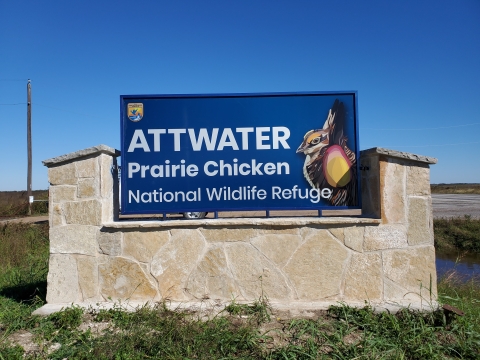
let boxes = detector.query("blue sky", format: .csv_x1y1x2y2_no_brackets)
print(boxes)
1,0,479,191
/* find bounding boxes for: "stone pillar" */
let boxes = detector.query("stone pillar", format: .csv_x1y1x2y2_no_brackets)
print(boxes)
42,145,120,303
360,148,438,303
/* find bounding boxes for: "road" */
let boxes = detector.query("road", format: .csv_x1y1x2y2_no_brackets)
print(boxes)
432,194,480,219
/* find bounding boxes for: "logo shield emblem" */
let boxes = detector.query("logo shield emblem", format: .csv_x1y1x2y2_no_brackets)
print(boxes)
128,103,143,122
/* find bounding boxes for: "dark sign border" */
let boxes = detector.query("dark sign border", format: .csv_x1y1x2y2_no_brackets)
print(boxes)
120,91,361,215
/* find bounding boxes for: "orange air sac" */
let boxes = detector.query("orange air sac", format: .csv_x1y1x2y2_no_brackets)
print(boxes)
322,145,352,188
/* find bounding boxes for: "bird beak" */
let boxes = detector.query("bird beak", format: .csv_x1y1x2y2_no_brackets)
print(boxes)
296,144,307,153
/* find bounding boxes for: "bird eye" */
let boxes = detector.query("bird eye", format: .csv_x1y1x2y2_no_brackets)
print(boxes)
310,137,320,145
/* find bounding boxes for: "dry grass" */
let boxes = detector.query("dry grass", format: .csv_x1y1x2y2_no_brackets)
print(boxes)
0,190,48,218
431,183,480,194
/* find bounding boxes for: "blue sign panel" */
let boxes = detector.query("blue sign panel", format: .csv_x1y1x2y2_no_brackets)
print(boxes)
120,92,360,214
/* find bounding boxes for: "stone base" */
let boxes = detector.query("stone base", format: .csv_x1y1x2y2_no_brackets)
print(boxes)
33,299,440,317
41,145,438,316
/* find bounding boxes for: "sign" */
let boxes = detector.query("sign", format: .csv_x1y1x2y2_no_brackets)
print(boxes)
120,92,360,214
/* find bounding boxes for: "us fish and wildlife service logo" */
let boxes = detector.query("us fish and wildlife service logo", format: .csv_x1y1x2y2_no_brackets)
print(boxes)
128,103,143,122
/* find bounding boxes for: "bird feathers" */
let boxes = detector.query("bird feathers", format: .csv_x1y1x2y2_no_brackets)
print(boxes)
297,99,357,207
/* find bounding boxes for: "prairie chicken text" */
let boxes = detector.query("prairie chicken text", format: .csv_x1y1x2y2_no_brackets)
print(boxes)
128,159,290,178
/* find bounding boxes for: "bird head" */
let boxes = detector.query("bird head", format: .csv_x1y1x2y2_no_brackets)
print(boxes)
296,128,330,155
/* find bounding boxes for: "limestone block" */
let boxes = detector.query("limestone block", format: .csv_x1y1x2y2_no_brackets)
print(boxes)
186,246,240,300
360,153,380,176
151,229,206,299
428,195,434,237
46,254,80,303
99,257,158,301
299,226,321,240
51,204,63,227
382,246,437,298
123,231,169,263
97,230,122,256
360,155,381,218
343,227,364,252
383,278,425,303
363,225,407,251
51,186,76,203
49,163,77,185
76,256,98,300
64,199,103,226
97,253,109,265
362,174,381,218
250,234,303,268
344,253,382,301
101,197,114,223
329,228,345,242
99,154,114,198
138,262,159,289
75,158,98,178
200,227,257,242
257,227,299,235
406,165,430,196
225,242,292,300
283,231,349,300
77,178,97,198
380,161,406,224
50,225,98,255
407,197,432,245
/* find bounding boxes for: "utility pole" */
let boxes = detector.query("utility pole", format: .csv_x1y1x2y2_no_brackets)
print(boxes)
27,79,32,215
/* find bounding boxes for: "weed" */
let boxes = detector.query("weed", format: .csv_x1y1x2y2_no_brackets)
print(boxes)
0,343,24,360
0,190,48,217
434,216,480,253
225,296,271,324
0,222,49,303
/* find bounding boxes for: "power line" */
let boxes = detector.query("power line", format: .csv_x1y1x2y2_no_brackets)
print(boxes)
0,79,29,81
377,141,480,148
1,100,479,132
363,122,480,131
0,102,90,116
33,103,90,117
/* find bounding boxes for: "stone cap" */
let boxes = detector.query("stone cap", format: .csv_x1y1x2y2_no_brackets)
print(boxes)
43,144,121,167
360,147,437,164
103,216,381,229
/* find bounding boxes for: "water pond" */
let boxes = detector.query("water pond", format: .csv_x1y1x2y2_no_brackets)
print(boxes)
436,251,480,281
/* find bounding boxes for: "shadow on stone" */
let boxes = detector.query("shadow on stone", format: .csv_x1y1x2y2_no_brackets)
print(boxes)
0,280,47,303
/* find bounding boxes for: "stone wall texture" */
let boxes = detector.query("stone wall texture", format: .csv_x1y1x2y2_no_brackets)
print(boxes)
42,145,437,309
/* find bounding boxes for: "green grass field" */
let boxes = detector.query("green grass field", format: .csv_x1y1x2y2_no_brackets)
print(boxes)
1,219,479,359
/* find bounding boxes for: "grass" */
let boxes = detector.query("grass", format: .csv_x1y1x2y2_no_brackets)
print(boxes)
0,190,48,218
431,183,480,195
434,216,480,253
1,292,480,359
0,222,49,303
439,273,480,332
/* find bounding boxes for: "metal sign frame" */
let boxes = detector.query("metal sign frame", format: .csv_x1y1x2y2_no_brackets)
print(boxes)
120,91,360,215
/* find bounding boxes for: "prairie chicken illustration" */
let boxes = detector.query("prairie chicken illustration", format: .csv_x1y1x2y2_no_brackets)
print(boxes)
296,99,357,206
